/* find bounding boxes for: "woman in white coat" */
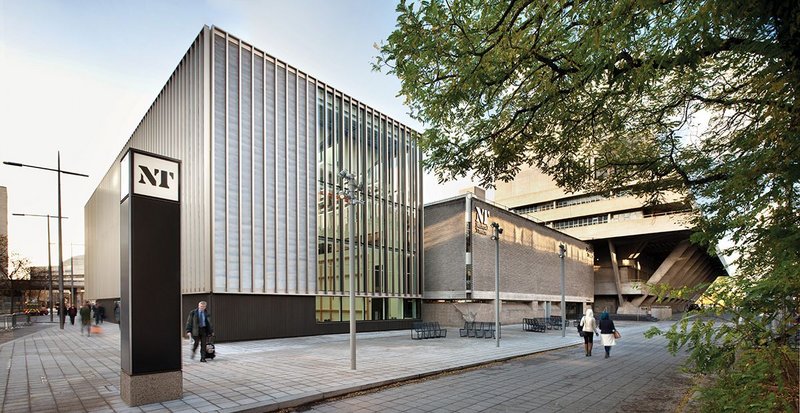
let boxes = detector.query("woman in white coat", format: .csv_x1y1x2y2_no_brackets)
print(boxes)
580,308,598,356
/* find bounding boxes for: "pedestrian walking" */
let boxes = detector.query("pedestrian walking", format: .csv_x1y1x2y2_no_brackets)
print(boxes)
598,310,617,358
114,302,120,328
96,303,106,324
67,304,77,325
79,301,92,336
579,308,598,356
185,301,214,362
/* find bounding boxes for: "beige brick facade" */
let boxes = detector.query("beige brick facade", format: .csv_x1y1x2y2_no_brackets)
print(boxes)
423,195,594,327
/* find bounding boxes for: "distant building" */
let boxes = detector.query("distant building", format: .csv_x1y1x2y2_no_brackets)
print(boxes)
85,26,423,341
0,186,7,270
423,193,594,326
62,254,84,306
1,186,8,312
22,255,83,311
495,166,727,315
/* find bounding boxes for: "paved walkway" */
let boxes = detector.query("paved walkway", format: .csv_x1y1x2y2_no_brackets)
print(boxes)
303,323,691,412
0,319,675,412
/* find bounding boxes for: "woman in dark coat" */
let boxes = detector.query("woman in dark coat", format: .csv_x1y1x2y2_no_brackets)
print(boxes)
67,305,77,325
598,311,617,358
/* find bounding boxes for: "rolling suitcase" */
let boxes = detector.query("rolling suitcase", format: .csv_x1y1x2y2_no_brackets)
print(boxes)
204,336,216,360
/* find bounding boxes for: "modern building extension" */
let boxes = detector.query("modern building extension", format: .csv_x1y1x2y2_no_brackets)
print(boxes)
495,166,727,316
85,26,423,341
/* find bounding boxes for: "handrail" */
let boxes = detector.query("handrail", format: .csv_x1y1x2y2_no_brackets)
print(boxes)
0,313,33,331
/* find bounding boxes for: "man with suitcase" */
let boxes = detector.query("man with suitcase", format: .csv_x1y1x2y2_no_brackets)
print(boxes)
185,301,214,362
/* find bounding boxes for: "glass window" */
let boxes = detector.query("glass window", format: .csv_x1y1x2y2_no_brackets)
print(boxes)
387,298,403,320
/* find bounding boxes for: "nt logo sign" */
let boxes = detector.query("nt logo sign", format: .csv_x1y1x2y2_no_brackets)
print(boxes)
138,166,175,189
125,151,180,202
474,206,490,235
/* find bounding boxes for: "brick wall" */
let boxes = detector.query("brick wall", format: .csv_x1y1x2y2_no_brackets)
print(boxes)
470,199,594,300
423,200,467,296
422,301,546,327
422,196,596,326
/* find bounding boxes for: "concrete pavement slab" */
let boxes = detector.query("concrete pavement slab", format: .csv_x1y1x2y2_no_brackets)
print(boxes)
0,320,665,412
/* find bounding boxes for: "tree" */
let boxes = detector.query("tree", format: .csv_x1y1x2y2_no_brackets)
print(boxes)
0,235,31,314
378,0,798,410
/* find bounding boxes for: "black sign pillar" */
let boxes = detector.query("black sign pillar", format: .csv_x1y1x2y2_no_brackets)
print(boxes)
119,149,182,406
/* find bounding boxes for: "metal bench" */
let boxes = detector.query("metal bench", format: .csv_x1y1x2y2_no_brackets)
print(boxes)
548,315,563,330
460,321,498,338
482,322,496,339
411,322,447,339
523,318,546,333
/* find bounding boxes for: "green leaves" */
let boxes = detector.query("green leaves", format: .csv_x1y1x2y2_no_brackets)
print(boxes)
379,1,799,410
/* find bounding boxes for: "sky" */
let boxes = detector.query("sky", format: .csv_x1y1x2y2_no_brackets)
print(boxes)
0,0,483,266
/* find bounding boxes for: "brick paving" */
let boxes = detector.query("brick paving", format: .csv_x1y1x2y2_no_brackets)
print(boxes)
0,319,684,412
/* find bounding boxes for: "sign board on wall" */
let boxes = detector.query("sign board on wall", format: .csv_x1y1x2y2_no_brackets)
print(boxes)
474,206,490,235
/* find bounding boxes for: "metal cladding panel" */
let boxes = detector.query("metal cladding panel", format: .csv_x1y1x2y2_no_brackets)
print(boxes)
211,34,299,295
276,64,287,292
306,82,317,293
209,27,423,299
85,27,211,298
85,166,122,299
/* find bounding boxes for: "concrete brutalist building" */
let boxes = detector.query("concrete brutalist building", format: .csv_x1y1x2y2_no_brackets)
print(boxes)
422,192,595,326
496,166,728,318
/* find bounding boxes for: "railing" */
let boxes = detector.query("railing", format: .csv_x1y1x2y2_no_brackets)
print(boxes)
642,209,693,218
0,313,33,331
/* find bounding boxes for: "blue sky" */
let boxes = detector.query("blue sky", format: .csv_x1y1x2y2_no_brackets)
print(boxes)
0,0,477,266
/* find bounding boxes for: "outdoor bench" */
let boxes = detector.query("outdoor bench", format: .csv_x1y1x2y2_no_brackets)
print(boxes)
522,318,546,333
411,321,447,339
459,321,497,338
548,315,563,330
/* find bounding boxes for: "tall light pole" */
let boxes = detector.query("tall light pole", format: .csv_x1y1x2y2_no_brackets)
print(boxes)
491,222,503,347
4,152,88,329
12,213,68,322
559,243,567,338
339,170,362,370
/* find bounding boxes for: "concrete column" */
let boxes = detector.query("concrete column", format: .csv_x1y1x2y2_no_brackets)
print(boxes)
632,240,692,307
607,240,625,307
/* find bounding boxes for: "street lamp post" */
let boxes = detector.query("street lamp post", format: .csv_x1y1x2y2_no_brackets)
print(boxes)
491,222,503,347
559,243,567,338
11,213,67,322
339,170,362,370
4,152,88,329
